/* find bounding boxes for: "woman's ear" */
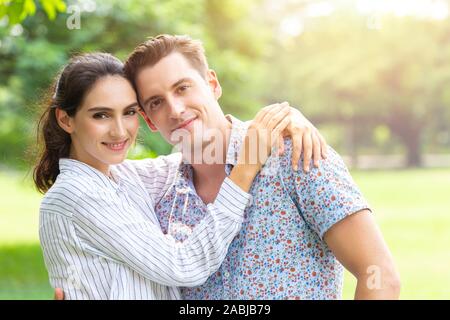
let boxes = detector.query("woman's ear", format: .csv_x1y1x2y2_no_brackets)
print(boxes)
55,108,74,134
139,109,158,132
207,69,222,100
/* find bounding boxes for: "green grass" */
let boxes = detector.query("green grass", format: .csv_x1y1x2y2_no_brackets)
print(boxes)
343,169,450,299
0,244,52,299
1,169,450,299
0,171,52,299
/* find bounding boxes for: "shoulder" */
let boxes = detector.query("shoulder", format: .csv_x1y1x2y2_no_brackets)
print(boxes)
277,138,351,183
121,153,181,169
40,171,110,217
119,153,182,177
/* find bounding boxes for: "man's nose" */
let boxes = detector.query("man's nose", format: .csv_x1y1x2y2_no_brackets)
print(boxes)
168,97,186,119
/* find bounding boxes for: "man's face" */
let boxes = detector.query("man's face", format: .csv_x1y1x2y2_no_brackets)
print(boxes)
135,52,227,148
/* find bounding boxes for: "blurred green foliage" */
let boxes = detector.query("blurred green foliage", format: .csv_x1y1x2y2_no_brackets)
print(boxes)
0,0,66,25
0,0,450,168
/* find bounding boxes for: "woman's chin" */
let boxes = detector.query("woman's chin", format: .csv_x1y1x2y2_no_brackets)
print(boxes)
105,153,128,165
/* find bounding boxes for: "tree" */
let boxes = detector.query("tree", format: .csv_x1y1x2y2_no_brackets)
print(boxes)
262,9,450,167
0,0,270,167
0,0,66,25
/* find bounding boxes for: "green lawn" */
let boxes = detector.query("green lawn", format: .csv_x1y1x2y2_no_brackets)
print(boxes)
1,169,450,299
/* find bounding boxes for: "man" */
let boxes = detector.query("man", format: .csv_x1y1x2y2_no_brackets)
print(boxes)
51,47,330,299
121,34,401,300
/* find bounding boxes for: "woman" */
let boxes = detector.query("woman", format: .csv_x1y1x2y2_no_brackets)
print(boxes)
35,53,325,299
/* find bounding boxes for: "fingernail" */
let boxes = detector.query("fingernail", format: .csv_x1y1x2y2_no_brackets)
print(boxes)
293,165,298,171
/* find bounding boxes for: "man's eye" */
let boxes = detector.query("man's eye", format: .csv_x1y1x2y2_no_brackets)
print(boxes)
93,113,108,119
150,99,162,110
178,85,190,93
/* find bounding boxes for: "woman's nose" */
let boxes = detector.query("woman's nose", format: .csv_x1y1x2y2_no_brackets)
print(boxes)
110,119,126,138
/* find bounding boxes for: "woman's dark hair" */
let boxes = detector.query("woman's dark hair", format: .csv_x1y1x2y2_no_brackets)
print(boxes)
33,52,125,194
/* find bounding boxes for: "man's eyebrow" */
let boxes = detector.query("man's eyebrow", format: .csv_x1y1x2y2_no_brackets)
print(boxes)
141,78,193,108
171,77,192,89
87,102,138,112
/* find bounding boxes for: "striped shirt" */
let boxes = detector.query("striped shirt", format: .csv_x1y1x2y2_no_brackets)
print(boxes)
39,155,251,300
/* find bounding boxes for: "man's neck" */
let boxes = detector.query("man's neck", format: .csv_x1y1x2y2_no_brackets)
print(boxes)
189,119,233,203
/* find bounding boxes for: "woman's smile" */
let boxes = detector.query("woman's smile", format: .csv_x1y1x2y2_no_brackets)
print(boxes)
101,139,129,152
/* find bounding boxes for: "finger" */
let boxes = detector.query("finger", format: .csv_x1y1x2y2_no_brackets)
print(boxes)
278,133,285,155
254,103,281,123
317,131,328,159
260,102,289,127
302,129,313,172
276,133,281,155
271,117,291,148
291,129,302,171
264,104,290,129
312,131,321,168
54,288,64,300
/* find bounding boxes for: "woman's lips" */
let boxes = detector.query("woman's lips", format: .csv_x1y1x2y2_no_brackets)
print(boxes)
102,139,128,152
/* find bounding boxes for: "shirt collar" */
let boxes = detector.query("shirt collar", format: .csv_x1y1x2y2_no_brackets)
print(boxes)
224,114,248,166
178,114,248,178
59,158,121,190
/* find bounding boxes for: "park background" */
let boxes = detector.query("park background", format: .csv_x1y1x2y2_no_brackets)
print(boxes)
1,0,449,299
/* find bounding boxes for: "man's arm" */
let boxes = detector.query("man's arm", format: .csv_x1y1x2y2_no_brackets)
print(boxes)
281,144,400,300
324,209,401,299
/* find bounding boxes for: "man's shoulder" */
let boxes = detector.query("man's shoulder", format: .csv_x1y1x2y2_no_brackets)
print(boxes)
276,138,346,174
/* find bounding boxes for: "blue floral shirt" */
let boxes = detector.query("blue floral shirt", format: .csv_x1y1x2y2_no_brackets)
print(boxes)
154,116,370,299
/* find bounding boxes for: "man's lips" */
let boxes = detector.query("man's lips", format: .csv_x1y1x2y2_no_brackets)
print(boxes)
101,139,128,151
173,117,197,132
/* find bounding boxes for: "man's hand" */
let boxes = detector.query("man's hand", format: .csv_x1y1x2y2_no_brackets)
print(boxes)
54,288,64,300
279,106,328,172
324,210,401,299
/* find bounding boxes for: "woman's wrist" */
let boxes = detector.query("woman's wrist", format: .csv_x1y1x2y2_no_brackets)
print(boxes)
228,163,260,193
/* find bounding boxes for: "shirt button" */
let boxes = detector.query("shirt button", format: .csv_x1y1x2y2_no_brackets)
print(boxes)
224,272,230,278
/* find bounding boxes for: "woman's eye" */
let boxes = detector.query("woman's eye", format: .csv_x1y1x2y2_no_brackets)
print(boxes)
93,113,108,119
126,109,137,116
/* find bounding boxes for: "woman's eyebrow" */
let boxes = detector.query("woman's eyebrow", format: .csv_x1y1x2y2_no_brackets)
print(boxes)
87,106,112,112
124,102,139,109
87,102,139,112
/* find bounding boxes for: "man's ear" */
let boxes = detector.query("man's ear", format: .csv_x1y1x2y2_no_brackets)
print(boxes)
206,69,222,100
55,108,74,134
139,109,158,132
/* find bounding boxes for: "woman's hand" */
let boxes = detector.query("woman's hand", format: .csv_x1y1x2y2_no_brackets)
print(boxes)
280,106,328,172
229,103,291,192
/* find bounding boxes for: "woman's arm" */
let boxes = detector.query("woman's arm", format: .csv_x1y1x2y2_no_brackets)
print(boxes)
71,104,291,287
72,177,249,287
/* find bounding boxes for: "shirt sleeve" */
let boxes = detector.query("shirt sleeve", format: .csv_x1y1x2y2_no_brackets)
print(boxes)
71,177,250,287
123,153,182,205
279,140,371,239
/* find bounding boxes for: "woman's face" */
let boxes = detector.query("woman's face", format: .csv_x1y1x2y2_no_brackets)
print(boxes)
67,75,140,174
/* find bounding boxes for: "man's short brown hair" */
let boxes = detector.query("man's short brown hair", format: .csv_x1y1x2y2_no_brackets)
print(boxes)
124,34,209,87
